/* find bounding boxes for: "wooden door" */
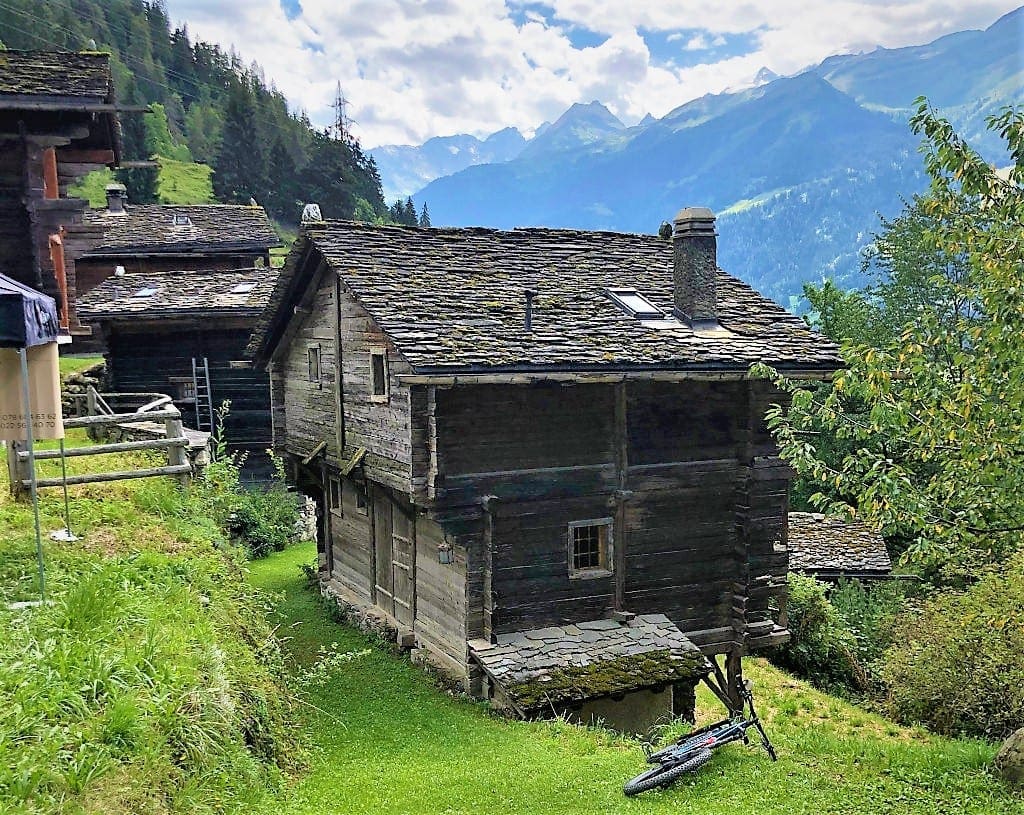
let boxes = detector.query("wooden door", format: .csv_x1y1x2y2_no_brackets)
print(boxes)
373,495,394,615
391,507,415,626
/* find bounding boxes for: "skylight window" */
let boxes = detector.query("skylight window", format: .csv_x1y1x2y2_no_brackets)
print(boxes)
132,286,158,298
230,281,258,294
172,213,192,226
605,288,663,319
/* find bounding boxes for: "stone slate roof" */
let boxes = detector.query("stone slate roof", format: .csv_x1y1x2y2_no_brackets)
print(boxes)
252,221,842,373
788,512,893,575
81,205,281,256
469,614,709,712
0,51,112,103
77,268,277,320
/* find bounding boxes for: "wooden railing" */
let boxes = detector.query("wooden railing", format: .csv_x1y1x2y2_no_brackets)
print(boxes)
7,389,191,496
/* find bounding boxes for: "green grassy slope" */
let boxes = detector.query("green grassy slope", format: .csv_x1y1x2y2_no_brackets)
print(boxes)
249,543,1014,815
68,159,214,208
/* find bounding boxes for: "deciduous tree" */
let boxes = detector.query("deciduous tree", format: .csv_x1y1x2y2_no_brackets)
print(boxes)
763,101,1024,581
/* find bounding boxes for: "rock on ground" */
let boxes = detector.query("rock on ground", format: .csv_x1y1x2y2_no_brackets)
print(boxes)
994,727,1024,786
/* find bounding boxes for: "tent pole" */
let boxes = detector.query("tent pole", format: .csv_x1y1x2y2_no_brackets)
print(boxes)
19,347,45,601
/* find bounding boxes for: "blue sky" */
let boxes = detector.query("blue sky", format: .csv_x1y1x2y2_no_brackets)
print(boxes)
164,1,1022,147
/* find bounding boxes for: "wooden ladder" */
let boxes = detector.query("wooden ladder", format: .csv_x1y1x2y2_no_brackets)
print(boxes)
191,356,215,432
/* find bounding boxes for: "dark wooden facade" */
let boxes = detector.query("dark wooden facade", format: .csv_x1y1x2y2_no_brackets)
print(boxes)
79,268,276,454
251,215,842,710
0,51,121,338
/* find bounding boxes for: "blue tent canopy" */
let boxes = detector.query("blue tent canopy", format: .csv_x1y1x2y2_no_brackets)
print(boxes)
0,273,60,348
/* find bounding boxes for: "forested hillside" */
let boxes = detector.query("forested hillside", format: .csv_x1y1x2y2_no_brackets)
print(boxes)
0,0,387,225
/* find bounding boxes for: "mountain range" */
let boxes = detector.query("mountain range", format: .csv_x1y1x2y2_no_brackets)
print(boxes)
370,8,1022,307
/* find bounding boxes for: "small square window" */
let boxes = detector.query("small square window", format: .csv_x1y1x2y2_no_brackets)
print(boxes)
308,345,321,386
568,518,614,578
172,213,192,226
370,349,388,401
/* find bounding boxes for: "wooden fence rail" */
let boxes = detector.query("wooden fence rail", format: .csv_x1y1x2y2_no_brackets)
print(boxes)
7,389,192,496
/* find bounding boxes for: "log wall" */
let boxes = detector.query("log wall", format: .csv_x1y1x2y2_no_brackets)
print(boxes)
104,318,270,448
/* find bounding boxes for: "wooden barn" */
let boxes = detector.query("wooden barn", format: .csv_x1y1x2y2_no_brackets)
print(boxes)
248,210,842,727
76,194,281,297
78,268,277,456
0,50,121,339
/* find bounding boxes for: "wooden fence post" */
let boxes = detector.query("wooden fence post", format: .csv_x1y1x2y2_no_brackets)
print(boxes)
86,387,99,441
165,413,190,488
6,441,26,498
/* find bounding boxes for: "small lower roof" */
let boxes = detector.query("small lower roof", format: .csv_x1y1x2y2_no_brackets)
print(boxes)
788,512,893,575
77,268,277,320
469,614,709,713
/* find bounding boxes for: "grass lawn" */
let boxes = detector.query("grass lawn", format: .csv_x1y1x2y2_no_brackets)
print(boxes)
58,354,103,377
249,543,1015,815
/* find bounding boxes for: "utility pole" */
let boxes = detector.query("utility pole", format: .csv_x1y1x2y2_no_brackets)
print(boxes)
330,81,354,144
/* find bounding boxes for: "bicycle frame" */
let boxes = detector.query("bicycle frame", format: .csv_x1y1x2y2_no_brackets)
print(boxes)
645,681,777,767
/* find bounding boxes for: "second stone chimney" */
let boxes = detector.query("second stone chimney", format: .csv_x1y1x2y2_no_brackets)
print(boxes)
105,183,127,214
672,206,718,325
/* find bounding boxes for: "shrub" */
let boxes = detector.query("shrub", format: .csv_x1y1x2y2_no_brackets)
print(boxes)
882,558,1024,739
831,577,909,678
190,407,300,558
229,480,300,558
769,573,865,693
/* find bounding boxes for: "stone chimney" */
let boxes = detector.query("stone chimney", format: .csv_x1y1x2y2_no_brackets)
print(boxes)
672,206,718,325
105,182,127,214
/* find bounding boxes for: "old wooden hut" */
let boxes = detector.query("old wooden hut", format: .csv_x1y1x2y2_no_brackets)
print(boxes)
248,210,842,727
76,194,281,296
0,50,121,339
78,268,277,455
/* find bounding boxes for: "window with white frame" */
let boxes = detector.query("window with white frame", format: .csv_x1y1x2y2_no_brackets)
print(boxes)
568,518,614,577
370,348,388,401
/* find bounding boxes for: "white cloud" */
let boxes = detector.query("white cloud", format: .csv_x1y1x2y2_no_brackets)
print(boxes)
163,0,1022,147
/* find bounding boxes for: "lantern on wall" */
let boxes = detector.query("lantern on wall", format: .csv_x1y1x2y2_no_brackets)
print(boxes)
438,540,454,565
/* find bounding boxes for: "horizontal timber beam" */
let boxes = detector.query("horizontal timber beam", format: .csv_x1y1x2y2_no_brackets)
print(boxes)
398,369,835,386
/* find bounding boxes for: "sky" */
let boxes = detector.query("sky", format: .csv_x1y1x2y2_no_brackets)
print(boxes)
162,1,1022,148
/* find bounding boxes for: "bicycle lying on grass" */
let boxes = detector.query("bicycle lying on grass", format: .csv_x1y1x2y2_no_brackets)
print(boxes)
623,679,777,796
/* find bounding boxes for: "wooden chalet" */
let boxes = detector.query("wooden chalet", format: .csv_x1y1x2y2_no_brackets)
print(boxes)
76,196,281,295
0,50,121,338
249,210,842,727
78,268,277,454
787,512,893,580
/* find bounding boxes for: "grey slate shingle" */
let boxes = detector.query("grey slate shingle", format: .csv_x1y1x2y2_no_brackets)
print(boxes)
81,205,281,256
469,614,709,710
788,512,893,575
253,221,843,373
77,268,277,319
0,51,112,101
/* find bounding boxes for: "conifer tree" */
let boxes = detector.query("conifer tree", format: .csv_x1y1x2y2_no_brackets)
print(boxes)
419,202,431,227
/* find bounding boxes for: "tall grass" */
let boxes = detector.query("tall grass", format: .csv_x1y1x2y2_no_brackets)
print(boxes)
0,433,301,813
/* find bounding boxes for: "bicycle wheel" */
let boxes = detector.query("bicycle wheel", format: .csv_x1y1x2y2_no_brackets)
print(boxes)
622,748,714,796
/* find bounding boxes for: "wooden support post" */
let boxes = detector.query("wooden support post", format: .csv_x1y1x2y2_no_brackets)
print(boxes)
726,648,744,715
165,415,190,487
42,147,58,199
